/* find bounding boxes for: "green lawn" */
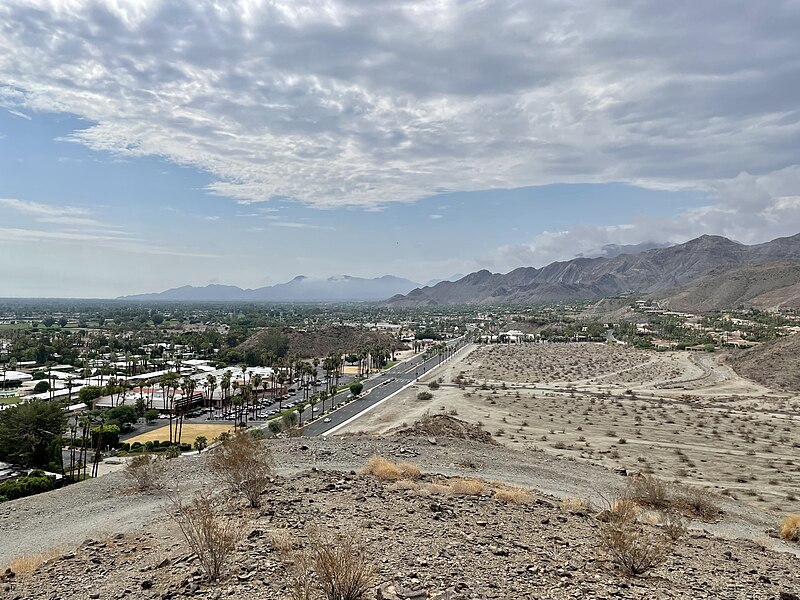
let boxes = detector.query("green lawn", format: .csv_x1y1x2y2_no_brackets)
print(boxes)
0,395,21,405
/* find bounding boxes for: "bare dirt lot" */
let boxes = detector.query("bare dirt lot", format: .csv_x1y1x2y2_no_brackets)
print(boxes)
339,343,800,518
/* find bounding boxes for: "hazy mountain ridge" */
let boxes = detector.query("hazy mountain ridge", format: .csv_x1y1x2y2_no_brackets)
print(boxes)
384,234,800,307
121,274,422,302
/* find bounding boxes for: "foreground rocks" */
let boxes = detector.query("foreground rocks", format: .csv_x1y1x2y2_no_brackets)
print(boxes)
4,465,800,600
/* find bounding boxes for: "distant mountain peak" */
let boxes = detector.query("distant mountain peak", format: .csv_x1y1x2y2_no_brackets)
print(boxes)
120,274,422,302
383,233,800,307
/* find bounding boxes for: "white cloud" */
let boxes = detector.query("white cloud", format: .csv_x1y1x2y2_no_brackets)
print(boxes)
269,221,335,231
479,166,800,272
0,1,797,209
0,197,89,217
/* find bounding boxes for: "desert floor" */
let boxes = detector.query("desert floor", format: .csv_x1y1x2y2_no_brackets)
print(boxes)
338,342,800,517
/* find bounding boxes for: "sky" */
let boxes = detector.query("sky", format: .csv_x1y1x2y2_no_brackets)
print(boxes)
1,1,799,298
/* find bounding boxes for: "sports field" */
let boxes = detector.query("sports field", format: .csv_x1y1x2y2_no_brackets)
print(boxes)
125,423,234,445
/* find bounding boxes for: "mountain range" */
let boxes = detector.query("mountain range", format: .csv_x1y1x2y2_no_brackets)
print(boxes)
384,234,800,307
121,275,422,302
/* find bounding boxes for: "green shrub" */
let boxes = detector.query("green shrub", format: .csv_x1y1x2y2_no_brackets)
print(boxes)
0,472,57,501
152,440,160,449
144,441,154,451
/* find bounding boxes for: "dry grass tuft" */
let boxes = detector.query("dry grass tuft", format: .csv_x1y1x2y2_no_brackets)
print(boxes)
5,548,63,576
360,456,421,481
561,497,591,512
387,479,419,492
417,483,451,496
449,478,487,496
268,529,294,559
493,486,533,504
779,514,800,542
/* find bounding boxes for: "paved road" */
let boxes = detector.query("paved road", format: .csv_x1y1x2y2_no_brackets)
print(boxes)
302,338,470,436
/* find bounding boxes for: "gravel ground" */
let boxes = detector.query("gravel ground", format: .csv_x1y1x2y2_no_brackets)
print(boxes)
4,453,800,600
1,434,796,569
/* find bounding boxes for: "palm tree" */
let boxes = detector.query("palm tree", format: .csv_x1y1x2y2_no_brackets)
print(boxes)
177,376,196,444
221,370,232,419
66,375,76,404
251,373,263,419
205,374,217,414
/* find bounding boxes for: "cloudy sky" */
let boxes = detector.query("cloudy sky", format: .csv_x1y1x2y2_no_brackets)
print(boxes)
1,0,799,297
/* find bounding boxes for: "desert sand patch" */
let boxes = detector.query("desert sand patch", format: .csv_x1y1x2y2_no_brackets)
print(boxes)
339,342,800,517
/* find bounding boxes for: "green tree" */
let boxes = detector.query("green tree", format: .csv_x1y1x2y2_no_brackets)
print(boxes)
78,386,104,408
193,435,208,452
144,408,160,424
33,380,50,394
107,404,138,427
0,401,66,468
349,381,364,397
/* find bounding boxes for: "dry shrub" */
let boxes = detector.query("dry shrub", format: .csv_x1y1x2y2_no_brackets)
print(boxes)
626,474,670,509
493,486,533,504
206,432,273,508
779,514,800,542
609,497,639,523
449,478,486,496
360,456,421,481
670,485,720,521
312,532,374,600
626,475,720,522
124,453,165,491
659,511,689,540
600,522,668,576
170,493,243,581
286,532,373,600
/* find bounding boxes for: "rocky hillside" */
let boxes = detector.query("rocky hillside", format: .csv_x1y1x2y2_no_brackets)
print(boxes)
658,262,800,312
3,434,800,600
384,234,800,307
727,333,800,392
